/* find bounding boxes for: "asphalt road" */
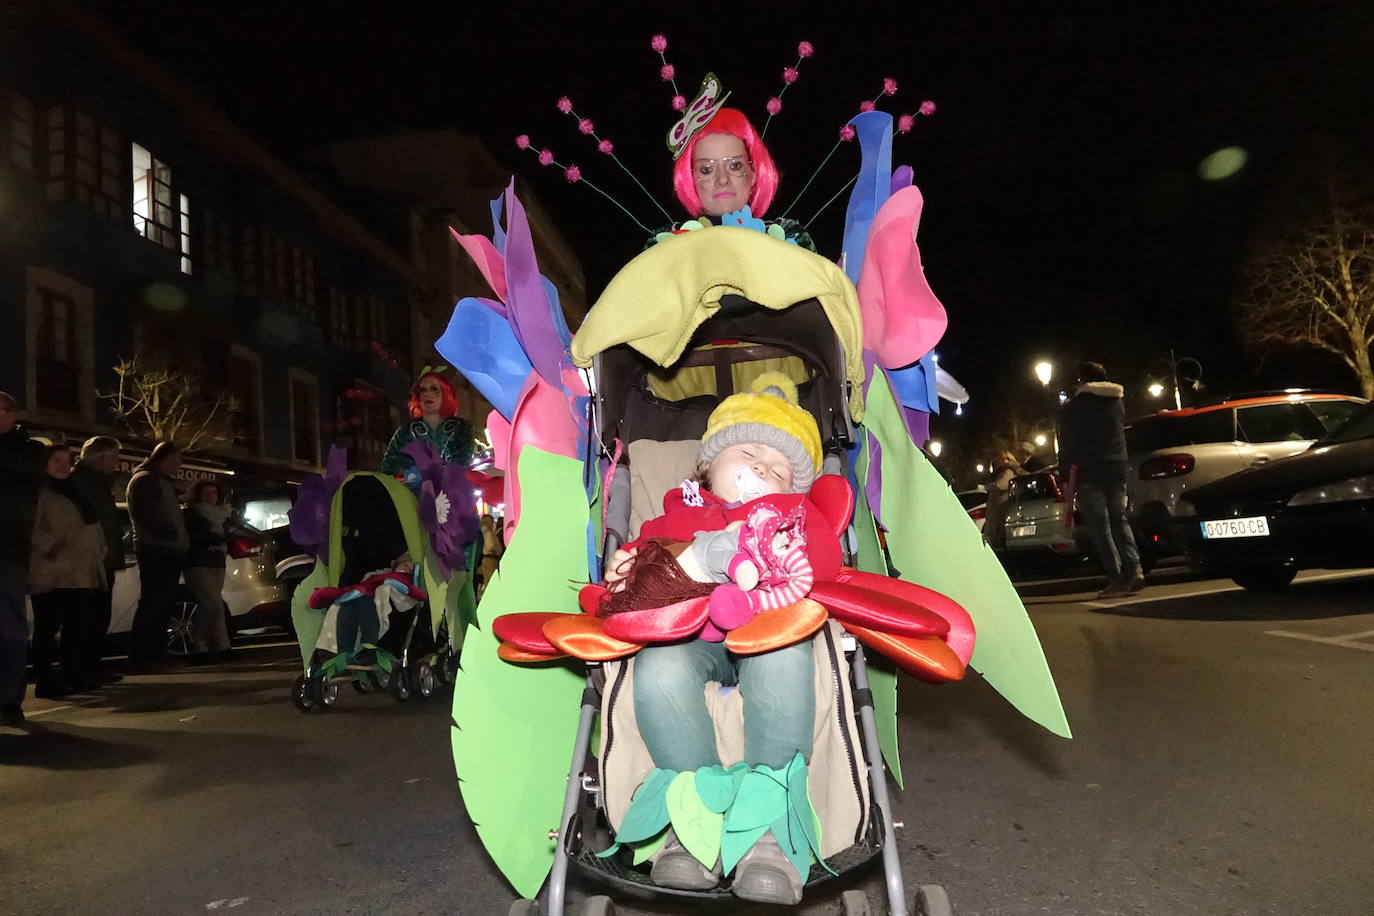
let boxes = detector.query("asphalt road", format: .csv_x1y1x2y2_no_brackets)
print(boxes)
2,569,1372,916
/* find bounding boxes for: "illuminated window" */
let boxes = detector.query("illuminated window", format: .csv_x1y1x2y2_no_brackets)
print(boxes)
131,141,175,250
179,193,191,274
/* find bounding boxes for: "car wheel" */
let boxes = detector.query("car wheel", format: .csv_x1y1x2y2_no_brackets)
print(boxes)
166,597,198,656
1231,566,1297,591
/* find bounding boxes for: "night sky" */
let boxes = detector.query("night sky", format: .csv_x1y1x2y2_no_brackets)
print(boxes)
88,1,1374,455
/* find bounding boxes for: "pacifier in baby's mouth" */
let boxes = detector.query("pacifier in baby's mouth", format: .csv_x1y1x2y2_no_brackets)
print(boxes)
733,465,769,503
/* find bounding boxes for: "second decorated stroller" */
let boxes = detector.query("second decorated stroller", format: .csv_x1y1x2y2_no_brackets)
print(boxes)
289,467,471,712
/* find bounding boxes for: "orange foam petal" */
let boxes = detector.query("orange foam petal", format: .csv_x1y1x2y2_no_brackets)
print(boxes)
844,622,966,683
542,613,643,661
725,598,828,655
498,641,567,664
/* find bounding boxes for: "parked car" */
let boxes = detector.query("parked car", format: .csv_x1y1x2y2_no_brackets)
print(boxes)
1001,467,1092,567
107,506,289,655
1177,402,1374,590
1125,391,1366,567
956,487,988,531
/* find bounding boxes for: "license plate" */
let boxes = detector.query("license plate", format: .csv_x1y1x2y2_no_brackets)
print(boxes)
1201,516,1270,539
1010,524,1037,538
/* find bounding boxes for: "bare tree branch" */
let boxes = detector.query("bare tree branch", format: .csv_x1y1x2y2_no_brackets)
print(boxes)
100,353,241,454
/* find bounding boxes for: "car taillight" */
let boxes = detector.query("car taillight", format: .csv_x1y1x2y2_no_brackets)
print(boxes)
227,535,264,559
969,506,986,520
1139,454,1195,480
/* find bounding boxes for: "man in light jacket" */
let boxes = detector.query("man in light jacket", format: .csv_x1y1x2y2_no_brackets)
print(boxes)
125,441,189,667
1058,362,1143,598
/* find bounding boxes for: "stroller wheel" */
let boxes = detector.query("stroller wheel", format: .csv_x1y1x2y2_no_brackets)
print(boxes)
352,674,373,694
411,661,436,700
437,649,460,686
291,675,315,713
506,900,539,916
914,884,952,916
390,667,411,702
840,890,872,915
579,896,616,916
311,676,338,711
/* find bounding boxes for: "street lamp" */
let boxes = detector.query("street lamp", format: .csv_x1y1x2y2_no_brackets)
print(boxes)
1033,433,1048,447
1148,383,1165,398
976,463,985,474
1033,361,1053,387
928,440,943,458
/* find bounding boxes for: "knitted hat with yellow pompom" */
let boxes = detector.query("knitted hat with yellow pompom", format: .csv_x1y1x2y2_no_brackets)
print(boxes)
698,371,822,493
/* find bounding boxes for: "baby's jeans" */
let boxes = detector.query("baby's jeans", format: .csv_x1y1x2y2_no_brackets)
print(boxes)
632,637,815,771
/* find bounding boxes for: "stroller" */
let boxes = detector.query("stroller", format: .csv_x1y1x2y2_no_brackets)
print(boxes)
290,471,463,712
506,295,954,916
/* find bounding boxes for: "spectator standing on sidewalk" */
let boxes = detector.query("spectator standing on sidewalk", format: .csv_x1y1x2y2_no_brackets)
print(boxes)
126,442,188,667
983,450,1024,550
1059,361,1143,598
29,443,108,696
182,480,236,665
0,392,46,726
69,436,126,684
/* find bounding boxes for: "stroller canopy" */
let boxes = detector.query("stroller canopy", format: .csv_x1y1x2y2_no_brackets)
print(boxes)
571,227,866,421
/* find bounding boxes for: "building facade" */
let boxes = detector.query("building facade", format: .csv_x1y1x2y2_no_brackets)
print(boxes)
0,3,426,484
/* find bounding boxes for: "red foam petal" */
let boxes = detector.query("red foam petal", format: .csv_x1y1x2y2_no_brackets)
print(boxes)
808,475,855,539
601,596,711,643
836,568,975,664
491,612,570,655
579,583,608,616
811,578,951,637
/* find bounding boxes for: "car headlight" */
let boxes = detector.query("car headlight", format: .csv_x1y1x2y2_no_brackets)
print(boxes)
1286,473,1374,506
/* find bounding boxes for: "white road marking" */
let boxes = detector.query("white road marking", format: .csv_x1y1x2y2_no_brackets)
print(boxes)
23,704,74,719
1263,629,1374,652
1082,570,1374,609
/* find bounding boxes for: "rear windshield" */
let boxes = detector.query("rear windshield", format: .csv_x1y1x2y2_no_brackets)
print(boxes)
955,490,986,509
1010,472,1060,502
1318,403,1374,445
1126,410,1234,453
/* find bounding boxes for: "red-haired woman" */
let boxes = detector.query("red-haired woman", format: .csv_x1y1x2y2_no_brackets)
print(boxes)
650,108,815,251
381,369,476,477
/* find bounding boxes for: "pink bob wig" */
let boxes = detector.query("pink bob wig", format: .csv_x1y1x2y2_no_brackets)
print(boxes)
672,108,780,218
407,371,459,420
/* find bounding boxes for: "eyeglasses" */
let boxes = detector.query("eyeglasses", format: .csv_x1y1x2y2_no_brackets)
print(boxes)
417,384,443,395
693,157,752,181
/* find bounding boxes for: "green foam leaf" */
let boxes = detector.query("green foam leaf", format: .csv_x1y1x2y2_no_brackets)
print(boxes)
450,448,590,899
615,768,676,844
862,372,1072,738
666,771,723,868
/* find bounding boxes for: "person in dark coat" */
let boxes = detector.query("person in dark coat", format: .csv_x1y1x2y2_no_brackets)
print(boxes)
0,392,47,726
125,441,188,667
1058,361,1143,598
69,436,126,683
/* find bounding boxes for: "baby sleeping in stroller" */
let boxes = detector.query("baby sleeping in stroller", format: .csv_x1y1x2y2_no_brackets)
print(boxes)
580,372,957,906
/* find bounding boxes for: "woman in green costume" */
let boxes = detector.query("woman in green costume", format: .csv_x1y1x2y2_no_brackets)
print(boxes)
381,368,476,477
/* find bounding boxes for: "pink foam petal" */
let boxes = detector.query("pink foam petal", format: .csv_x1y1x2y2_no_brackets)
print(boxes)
855,185,948,369
449,229,508,303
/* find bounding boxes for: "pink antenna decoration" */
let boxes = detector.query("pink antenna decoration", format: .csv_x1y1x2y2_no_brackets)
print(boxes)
553,95,673,221
761,39,815,137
